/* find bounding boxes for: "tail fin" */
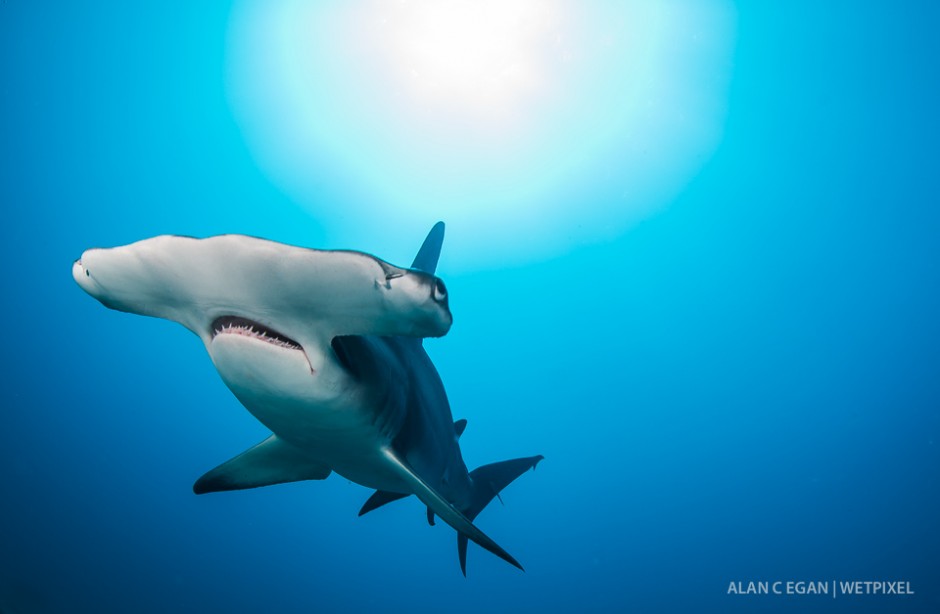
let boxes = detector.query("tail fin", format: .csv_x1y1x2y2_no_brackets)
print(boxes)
457,455,544,575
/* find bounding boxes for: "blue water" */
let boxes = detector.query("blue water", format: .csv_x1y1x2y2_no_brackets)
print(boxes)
2,3,939,613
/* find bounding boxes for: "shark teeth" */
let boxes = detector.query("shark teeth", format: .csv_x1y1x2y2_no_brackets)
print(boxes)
210,316,302,350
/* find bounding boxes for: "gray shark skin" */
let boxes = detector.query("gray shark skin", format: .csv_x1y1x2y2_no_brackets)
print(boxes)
72,223,542,574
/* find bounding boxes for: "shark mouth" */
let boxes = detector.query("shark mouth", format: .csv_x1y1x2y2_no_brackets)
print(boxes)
211,316,302,351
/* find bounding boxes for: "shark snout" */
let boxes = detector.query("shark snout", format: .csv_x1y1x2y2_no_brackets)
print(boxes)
72,253,101,298
72,257,89,284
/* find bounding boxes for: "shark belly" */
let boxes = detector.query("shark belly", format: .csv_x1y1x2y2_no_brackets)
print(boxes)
208,334,408,493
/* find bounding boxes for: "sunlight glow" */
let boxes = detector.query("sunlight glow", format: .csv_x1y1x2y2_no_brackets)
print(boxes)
386,1,550,116
226,0,736,268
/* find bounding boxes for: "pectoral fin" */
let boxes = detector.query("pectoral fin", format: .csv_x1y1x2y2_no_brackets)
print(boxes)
194,435,331,494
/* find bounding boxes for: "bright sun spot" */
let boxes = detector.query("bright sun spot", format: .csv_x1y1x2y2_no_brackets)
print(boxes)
379,1,558,123
227,0,736,268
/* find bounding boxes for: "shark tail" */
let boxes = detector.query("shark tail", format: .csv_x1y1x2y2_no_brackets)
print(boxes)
457,455,544,575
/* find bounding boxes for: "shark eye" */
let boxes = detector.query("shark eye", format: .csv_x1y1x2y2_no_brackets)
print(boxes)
433,279,447,303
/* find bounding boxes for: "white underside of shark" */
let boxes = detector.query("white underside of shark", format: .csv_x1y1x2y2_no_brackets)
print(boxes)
72,223,541,574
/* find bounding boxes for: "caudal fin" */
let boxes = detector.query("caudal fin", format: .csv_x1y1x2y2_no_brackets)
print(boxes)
382,447,525,572
457,455,544,575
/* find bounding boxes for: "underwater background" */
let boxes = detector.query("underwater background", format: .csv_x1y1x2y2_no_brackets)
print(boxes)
1,2,938,613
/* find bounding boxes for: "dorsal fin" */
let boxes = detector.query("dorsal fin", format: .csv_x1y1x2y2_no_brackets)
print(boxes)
411,222,445,274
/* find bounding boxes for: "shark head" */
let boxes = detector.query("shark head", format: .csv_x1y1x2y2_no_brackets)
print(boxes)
72,233,453,425
72,235,451,340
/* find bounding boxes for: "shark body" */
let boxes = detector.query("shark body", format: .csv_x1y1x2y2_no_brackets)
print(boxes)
72,223,541,573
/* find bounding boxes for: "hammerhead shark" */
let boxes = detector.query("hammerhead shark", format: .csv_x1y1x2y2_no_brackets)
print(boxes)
72,222,542,574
